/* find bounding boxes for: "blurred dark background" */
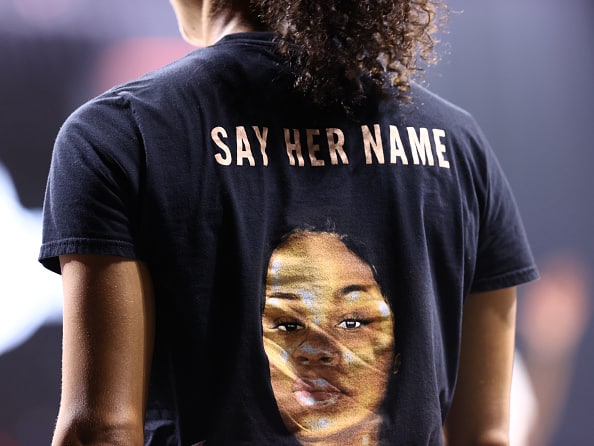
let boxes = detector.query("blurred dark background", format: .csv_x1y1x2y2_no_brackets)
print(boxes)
0,0,592,444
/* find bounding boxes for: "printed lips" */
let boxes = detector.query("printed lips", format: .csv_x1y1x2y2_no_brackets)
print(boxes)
293,377,342,407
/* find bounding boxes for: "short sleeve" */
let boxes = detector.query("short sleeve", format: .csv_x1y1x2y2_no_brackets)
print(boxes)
469,124,539,292
39,93,144,273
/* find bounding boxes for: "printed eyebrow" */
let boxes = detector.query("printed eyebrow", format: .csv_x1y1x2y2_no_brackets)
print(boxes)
266,292,301,301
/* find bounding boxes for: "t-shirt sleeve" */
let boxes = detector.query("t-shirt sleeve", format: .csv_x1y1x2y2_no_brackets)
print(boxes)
468,121,539,293
39,93,144,273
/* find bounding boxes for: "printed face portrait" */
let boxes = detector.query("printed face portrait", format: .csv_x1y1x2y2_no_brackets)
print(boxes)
262,231,395,444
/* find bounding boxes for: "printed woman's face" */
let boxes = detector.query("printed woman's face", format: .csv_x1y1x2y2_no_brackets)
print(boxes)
262,232,395,440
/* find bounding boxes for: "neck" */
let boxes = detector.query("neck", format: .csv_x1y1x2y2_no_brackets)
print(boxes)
201,9,256,45
175,1,263,47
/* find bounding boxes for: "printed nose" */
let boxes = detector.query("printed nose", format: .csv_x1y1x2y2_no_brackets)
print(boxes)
294,335,339,366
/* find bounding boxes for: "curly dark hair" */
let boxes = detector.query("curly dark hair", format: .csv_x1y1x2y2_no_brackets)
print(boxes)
249,0,447,107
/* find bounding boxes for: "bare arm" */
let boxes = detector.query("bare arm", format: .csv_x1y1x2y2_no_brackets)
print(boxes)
444,287,517,446
52,254,155,446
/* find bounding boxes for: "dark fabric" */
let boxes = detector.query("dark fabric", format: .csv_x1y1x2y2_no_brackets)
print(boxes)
40,32,538,445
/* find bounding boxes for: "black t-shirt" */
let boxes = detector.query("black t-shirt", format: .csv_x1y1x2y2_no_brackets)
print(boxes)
40,32,538,445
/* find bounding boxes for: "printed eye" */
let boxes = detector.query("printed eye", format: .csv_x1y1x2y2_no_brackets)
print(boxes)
338,319,362,329
275,322,304,332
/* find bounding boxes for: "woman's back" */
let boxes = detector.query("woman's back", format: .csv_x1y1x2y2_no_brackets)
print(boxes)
42,2,538,445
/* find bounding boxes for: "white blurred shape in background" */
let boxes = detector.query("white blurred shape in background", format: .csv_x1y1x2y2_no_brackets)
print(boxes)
0,163,62,356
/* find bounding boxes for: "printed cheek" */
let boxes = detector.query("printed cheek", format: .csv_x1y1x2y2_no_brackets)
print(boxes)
369,301,395,352
374,326,395,350
342,349,358,367
264,337,297,379
342,345,378,369
265,327,304,350
339,347,378,375
340,323,394,365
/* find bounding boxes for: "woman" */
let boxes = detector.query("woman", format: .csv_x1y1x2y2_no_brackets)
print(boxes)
41,0,538,445
262,229,395,445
